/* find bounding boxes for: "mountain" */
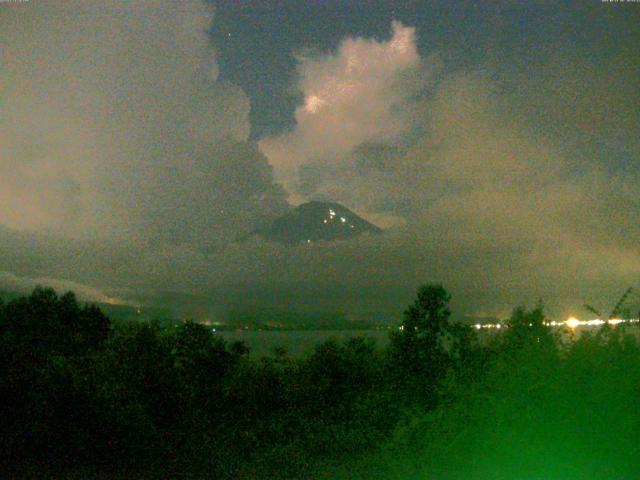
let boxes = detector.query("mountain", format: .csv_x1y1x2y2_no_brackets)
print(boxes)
254,201,382,244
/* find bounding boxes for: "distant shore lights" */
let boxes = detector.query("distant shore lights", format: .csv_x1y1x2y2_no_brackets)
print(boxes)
473,317,640,330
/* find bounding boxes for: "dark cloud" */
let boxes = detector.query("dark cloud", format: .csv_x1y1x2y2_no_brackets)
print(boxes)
0,0,283,244
1,4,638,322
256,20,640,319
142,139,288,246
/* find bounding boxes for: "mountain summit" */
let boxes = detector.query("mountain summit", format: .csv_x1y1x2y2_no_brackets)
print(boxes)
254,201,382,244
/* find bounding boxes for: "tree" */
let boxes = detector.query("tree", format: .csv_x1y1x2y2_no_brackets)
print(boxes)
0,288,113,471
503,304,557,353
0,287,110,358
171,321,236,412
305,336,380,410
389,284,453,404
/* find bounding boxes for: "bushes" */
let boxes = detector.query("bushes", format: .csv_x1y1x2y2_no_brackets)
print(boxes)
0,289,406,478
2,286,639,479
333,321,640,480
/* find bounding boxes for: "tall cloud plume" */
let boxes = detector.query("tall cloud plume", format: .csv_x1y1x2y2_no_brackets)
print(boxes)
0,0,286,243
256,21,640,318
260,21,429,209
1,9,639,320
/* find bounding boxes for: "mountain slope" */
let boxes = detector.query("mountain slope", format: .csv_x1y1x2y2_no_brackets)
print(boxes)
254,201,382,244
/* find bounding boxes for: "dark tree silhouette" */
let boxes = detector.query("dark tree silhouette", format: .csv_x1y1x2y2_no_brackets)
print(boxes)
503,304,557,353
389,284,452,404
7,284,624,480
0,287,110,357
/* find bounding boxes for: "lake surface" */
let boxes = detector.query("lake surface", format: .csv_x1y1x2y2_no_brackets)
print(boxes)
216,324,640,357
216,329,390,357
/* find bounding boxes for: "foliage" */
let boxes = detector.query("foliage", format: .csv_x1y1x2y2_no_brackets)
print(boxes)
331,322,640,480
388,284,455,406
502,303,559,354
1,286,639,479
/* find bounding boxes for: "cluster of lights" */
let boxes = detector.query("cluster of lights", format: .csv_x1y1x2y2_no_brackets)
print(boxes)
474,317,640,330
474,323,504,330
321,209,356,229
564,317,639,328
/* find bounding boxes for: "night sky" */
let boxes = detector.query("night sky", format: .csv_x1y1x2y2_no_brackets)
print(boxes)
1,0,639,321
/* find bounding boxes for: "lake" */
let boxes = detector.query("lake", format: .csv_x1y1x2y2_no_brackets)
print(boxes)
216,323,640,357
216,329,391,357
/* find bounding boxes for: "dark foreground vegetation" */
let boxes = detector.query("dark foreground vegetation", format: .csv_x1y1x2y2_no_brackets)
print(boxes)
1,286,639,479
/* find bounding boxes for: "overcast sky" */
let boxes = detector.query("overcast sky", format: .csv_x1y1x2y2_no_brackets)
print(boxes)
1,0,639,321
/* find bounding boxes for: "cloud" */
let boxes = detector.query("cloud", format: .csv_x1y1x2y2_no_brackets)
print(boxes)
256,22,640,319
0,271,123,305
260,21,430,204
0,0,285,243
1,10,639,322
